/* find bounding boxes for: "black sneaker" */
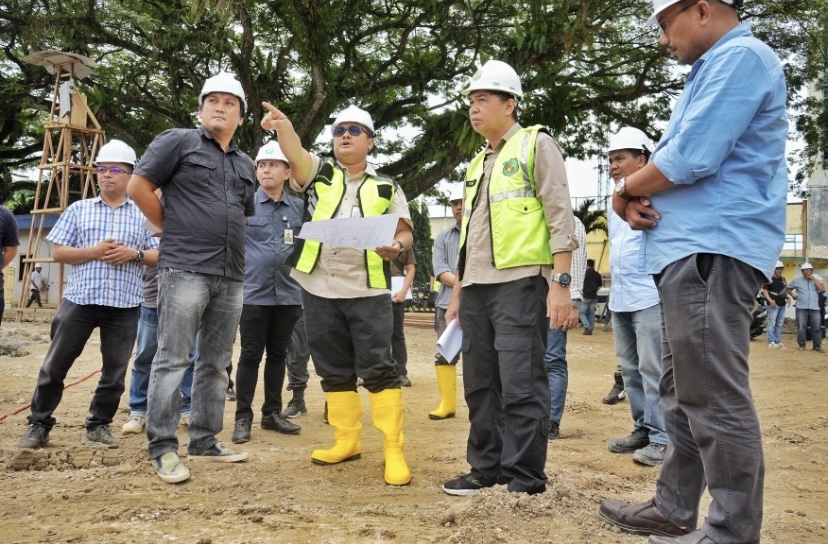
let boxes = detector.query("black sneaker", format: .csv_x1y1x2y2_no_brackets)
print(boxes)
442,473,502,496
18,423,50,449
602,372,626,405
632,443,667,466
261,412,301,434
548,421,560,440
608,427,649,453
232,418,252,444
81,425,120,448
280,398,308,419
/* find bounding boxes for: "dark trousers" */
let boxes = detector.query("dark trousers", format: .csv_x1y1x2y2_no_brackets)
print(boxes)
654,254,764,543
391,301,408,376
28,300,139,429
286,311,311,394
302,290,398,393
234,304,301,421
26,288,43,308
459,277,550,493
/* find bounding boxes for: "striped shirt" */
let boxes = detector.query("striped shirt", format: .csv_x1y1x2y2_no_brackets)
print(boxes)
47,197,158,308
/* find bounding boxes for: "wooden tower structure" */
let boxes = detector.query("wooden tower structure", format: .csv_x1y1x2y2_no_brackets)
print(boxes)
16,51,104,318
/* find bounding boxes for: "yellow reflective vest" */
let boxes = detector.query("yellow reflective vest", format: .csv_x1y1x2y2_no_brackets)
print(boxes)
458,125,552,277
292,160,396,289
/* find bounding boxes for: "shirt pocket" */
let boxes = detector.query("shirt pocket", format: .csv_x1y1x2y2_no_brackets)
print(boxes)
180,155,221,202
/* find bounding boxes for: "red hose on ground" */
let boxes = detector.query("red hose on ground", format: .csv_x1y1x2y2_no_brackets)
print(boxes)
0,369,101,423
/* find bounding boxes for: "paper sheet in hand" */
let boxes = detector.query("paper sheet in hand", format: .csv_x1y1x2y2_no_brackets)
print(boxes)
391,277,413,300
436,319,462,362
297,213,399,250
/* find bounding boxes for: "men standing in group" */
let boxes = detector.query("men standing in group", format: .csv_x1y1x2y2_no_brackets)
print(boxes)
18,140,158,449
0,204,19,324
442,60,578,496
579,259,602,335
789,262,826,353
598,2,788,543
763,260,792,349
604,127,668,467
261,102,413,486
128,72,255,483
390,243,416,386
231,141,304,444
544,217,586,440
428,184,464,420
26,263,47,308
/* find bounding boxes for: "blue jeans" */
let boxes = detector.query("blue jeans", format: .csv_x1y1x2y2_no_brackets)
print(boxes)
28,300,139,429
128,305,195,417
544,326,567,425
766,305,785,344
611,304,668,446
796,308,822,349
579,298,597,330
146,269,244,459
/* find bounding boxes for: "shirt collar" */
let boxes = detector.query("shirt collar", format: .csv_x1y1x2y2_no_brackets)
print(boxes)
197,125,240,153
690,23,753,78
486,122,522,154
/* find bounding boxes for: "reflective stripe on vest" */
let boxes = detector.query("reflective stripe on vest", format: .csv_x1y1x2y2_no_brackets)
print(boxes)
459,125,552,272
292,160,395,289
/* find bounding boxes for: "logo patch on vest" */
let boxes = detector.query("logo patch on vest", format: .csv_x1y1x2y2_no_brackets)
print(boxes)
502,158,520,177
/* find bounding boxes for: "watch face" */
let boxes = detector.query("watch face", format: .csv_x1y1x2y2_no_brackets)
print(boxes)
559,273,571,286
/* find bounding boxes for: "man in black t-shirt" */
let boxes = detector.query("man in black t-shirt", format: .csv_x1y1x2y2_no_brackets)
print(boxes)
762,260,791,348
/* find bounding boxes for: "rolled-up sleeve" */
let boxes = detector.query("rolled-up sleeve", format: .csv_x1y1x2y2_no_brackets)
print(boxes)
534,133,578,254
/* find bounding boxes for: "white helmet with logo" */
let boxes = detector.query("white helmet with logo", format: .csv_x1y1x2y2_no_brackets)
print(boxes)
95,139,137,166
199,72,247,114
462,60,523,99
331,105,374,136
449,184,465,202
647,0,745,25
608,127,652,155
255,141,289,164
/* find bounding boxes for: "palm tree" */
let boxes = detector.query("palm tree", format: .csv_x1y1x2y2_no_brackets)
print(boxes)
574,198,607,235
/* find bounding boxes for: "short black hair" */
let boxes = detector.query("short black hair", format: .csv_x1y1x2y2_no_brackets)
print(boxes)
587,259,595,267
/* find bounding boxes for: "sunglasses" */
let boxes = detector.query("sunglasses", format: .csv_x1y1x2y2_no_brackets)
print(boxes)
96,166,128,175
333,125,371,138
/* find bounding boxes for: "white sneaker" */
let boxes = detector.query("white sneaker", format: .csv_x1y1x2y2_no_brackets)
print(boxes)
122,416,146,434
776,342,784,348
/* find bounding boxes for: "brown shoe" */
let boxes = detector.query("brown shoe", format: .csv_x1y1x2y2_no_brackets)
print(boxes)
646,530,716,543
598,498,689,537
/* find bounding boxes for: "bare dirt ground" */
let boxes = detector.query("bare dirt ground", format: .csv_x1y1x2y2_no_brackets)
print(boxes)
0,314,826,544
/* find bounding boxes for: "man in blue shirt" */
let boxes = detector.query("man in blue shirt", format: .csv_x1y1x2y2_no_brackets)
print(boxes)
789,262,826,352
598,1,788,543
231,141,305,443
18,140,158,450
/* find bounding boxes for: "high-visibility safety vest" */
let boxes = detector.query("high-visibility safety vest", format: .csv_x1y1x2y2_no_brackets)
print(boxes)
291,160,397,289
458,125,552,276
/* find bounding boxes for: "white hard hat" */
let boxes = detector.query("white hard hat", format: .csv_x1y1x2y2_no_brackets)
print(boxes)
255,141,289,164
462,60,524,99
449,184,465,202
775,261,784,268
608,127,653,155
647,0,745,25
35,263,43,268
199,72,247,114
331,105,374,135
95,139,137,166
801,262,814,270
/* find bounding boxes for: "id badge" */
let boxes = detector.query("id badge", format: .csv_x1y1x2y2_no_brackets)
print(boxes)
284,229,294,245
351,205,362,218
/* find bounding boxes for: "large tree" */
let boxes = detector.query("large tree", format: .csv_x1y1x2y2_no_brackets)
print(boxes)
0,0,820,208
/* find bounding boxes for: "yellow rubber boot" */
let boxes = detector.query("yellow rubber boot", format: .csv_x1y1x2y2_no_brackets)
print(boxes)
311,391,363,465
369,389,411,486
428,364,457,420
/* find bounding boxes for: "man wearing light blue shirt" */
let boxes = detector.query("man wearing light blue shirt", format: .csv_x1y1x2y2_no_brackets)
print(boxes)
789,262,826,352
599,1,787,543
605,128,668,468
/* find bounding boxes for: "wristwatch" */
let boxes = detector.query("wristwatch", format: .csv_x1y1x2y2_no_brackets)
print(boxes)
551,272,572,288
135,250,144,263
614,177,633,201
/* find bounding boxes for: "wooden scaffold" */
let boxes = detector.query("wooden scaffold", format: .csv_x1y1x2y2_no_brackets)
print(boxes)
16,51,105,319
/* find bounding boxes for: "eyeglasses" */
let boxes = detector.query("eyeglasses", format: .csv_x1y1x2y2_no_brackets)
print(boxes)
333,125,371,138
658,0,698,34
95,166,128,175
